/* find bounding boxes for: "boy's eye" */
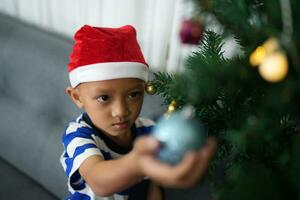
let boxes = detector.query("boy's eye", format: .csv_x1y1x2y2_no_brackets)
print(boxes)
129,91,142,99
97,95,109,102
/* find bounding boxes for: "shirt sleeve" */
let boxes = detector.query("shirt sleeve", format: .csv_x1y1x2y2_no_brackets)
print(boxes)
61,121,103,189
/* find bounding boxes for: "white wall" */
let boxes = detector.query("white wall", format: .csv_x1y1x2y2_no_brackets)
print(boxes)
0,0,197,72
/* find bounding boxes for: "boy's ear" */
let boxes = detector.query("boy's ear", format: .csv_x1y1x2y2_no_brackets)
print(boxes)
65,86,84,109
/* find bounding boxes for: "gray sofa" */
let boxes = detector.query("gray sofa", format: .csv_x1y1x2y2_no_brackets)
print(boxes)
0,13,79,199
0,13,209,200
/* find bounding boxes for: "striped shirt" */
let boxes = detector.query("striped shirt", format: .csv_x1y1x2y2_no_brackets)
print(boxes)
60,113,155,200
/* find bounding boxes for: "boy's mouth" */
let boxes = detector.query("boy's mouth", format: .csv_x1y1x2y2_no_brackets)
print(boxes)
112,121,129,129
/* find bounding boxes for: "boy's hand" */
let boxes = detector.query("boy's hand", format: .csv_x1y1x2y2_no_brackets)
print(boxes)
133,136,217,188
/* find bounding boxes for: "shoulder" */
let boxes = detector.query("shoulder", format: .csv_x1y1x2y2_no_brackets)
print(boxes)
62,114,96,145
65,114,93,134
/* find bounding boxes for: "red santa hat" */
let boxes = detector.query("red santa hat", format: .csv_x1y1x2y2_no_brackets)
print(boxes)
68,25,149,88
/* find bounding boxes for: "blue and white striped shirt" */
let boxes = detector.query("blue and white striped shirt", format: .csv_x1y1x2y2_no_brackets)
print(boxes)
60,113,155,200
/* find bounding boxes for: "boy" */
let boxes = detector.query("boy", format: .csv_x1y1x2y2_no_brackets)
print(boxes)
61,24,216,200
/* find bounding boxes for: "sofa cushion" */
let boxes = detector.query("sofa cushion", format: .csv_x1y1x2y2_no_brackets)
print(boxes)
0,13,77,198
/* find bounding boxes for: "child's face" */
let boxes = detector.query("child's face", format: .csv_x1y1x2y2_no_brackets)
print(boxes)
68,78,145,142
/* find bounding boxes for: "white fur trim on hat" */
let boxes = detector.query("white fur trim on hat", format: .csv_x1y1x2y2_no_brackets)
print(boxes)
69,62,149,88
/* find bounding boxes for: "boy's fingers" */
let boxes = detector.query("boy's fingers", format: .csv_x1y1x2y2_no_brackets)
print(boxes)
199,137,217,163
140,137,217,187
139,152,198,187
167,138,217,186
134,136,160,154
191,137,217,179
139,156,179,186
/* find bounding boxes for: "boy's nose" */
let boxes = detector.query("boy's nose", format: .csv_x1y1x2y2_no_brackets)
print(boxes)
111,100,129,118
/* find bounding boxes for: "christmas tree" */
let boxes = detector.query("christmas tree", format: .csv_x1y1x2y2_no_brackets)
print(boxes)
149,0,300,199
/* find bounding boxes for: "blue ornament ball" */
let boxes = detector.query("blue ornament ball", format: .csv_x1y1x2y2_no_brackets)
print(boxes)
152,106,206,165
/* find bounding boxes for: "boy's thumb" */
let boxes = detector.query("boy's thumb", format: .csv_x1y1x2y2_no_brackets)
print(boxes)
134,136,160,155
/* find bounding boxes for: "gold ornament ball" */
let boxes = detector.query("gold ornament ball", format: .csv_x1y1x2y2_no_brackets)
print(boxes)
167,100,177,113
249,37,280,67
146,84,157,95
263,37,279,53
258,51,288,83
170,100,177,107
168,104,176,113
249,46,267,66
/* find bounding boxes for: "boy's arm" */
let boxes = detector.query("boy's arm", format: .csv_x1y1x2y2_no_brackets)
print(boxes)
79,136,216,196
78,135,161,196
79,153,143,196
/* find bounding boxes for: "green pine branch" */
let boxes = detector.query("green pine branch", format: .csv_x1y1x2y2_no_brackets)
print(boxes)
151,0,300,199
